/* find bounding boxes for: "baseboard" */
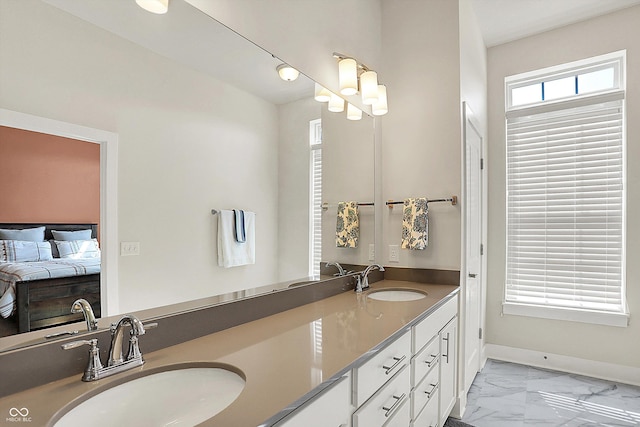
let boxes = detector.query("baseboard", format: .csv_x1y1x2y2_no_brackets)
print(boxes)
485,343,640,387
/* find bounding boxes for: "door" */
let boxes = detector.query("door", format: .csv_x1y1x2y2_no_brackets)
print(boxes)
463,102,483,395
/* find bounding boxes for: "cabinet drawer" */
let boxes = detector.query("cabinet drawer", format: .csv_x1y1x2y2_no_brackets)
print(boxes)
411,363,439,421
413,387,439,427
353,365,411,427
274,375,351,427
413,295,458,354
383,395,411,427
354,330,411,407
411,335,440,388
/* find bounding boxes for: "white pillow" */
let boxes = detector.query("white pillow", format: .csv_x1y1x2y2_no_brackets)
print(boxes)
0,226,45,242
55,239,101,259
51,229,92,241
0,240,54,262
0,288,15,318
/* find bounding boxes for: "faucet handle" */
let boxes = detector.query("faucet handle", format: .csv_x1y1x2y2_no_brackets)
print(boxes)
62,339,104,381
62,339,97,350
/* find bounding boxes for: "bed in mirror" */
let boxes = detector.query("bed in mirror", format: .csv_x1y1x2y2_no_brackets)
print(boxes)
0,0,375,350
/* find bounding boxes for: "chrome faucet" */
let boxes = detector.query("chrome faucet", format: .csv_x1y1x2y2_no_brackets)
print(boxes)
355,263,385,293
108,314,146,366
62,314,156,382
326,261,346,276
70,298,98,331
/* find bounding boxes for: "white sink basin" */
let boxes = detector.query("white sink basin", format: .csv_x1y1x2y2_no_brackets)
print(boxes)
53,364,245,427
367,288,427,302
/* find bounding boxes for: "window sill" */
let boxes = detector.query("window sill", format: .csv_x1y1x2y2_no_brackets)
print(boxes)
502,302,629,328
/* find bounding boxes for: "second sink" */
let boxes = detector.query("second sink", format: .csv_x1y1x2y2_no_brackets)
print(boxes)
367,288,428,302
52,363,245,427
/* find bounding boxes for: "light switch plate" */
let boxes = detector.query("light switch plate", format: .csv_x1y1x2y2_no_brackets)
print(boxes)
389,245,399,262
368,244,375,261
120,242,140,256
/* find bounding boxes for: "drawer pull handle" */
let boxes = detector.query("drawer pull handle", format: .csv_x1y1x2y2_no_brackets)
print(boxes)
424,382,439,399
382,393,406,417
382,355,406,375
425,353,439,368
442,332,450,363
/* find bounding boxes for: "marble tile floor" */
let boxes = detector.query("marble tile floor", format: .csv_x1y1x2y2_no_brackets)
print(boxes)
461,359,640,427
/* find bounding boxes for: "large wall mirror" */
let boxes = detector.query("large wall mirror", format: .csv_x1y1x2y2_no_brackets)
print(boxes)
0,0,375,350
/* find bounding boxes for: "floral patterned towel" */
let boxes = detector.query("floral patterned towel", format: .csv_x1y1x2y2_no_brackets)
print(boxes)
401,197,428,250
336,201,359,248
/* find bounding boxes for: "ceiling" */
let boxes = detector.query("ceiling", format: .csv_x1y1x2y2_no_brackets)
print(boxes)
472,0,640,47
42,0,640,104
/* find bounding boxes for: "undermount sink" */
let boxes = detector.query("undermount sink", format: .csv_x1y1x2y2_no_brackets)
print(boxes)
52,364,245,427
367,288,427,302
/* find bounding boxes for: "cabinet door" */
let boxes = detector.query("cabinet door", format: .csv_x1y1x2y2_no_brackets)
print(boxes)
275,375,351,427
439,317,457,425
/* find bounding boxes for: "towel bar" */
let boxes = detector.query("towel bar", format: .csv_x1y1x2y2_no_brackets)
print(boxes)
386,196,457,207
321,202,374,211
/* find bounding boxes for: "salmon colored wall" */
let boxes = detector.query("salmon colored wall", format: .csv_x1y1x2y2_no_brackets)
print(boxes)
0,126,100,225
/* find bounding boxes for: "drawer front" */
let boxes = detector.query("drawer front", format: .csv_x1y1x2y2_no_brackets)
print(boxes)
413,295,458,354
411,363,439,421
354,330,411,406
383,396,410,427
275,375,351,427
353,365,411,427
411,335,440,388
413,388,439,427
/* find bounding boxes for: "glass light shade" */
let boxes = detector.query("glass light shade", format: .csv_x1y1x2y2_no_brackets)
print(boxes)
347,103,363,121
314,83,331,102
338,58,358,96
372,85,388,116
277,64,299,81
135,0,169,14
328,93,345,112
360,70,379,105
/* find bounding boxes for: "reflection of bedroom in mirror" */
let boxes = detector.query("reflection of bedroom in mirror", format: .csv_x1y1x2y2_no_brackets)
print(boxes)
0,126,101,337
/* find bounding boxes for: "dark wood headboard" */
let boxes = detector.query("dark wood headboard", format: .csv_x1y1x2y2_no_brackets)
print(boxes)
0,223,98,240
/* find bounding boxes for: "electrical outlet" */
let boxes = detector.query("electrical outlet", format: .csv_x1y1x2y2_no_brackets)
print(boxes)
389,244,399,262
120,241,140,256
368,244,375,261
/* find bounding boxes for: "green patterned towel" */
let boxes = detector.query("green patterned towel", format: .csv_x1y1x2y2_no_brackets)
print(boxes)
401,197,428,250
336,201,359,248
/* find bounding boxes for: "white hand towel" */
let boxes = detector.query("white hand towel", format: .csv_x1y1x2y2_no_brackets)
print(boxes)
218,209,255,268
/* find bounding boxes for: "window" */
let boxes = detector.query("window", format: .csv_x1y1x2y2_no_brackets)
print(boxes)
503,51,628,327
309,119,322,277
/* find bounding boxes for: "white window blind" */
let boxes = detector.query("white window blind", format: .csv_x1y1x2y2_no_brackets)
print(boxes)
505,96,626,323
310,119,322,277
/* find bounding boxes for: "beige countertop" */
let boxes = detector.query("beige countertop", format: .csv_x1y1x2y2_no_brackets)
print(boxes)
0,280,458,427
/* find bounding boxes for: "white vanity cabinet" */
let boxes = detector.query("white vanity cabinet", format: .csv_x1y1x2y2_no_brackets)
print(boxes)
411,295,458,426
274,374,352,427
439,317,457,427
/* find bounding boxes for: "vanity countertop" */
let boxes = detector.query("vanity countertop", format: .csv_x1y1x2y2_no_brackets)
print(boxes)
0,280,458,426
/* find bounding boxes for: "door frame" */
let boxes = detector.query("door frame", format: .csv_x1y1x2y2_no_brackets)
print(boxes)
0,108,119,316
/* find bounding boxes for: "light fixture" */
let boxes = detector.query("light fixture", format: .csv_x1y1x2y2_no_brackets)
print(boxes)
338,58,358,96
360,70,379,105
347,103,363,121
135,0,169,14
328,92,345,113
277,64,299,81
314,83,331,102
372,84,388,116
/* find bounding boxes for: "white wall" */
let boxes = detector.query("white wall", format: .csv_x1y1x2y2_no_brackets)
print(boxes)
486,6,640,368
0,0,281,312
379,0,463,270
277,97,321,281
